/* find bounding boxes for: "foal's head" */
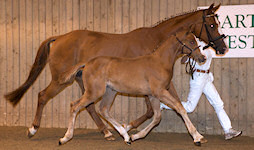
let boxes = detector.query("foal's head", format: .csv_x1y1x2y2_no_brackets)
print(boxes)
176,32,206,63
193,4,228,55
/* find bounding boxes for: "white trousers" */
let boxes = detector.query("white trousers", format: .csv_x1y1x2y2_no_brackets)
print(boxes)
161,72,232,132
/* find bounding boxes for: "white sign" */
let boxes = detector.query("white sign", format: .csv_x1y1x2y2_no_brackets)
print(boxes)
199,5,254,58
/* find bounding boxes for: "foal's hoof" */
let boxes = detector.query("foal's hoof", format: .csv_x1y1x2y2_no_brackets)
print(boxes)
59,139,67,145
27,130,34,139
59,137,71,145
200,137,208,144
125,141,131,145
105,135,116,141
194,141,201,146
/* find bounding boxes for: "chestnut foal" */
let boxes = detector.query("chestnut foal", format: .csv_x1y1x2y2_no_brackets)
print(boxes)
59,30,206,146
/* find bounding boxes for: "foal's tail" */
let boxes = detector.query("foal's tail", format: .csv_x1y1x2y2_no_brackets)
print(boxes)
59,63,86,84
4,36,57,106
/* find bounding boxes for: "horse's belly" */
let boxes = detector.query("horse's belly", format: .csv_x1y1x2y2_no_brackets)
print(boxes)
106,80,151,95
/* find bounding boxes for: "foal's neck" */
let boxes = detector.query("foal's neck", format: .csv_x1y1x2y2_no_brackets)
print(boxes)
153,36,183,67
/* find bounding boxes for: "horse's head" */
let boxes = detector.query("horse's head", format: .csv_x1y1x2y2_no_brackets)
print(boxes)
193,3,228,55
176,32,206,63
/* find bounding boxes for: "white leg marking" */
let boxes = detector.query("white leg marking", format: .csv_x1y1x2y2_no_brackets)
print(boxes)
28,126,37,135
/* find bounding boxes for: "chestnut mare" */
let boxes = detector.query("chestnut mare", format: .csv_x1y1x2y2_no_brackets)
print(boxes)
4,4,226,140
59,30,206,145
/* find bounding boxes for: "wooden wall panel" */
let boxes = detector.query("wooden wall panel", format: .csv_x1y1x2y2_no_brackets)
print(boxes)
0,0,253,137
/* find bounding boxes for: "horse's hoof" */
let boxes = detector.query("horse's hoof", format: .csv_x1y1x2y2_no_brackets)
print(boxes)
105,135,115,141
200,137,208,144
59,141,62,145
125,141,131,145
194,141,201,146
27,130,34,139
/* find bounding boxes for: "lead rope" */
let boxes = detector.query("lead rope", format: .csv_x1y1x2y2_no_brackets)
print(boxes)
185,57,196,80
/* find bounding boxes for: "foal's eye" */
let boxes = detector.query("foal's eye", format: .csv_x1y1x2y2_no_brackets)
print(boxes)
190,41,194,44
210,24,214,28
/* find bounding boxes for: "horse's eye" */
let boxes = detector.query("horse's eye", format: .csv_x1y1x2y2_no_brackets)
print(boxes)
190,41,194,44
210,24,214,28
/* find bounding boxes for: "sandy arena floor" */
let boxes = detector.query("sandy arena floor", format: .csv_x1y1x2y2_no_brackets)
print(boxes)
0,126,253,150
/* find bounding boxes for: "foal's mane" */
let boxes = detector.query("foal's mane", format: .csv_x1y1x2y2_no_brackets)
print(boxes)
152,9,201,27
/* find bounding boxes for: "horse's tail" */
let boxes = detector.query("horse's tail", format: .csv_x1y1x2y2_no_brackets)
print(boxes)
4,36,57,107
59,63,86,84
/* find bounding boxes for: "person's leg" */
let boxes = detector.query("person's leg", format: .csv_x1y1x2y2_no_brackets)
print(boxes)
203,81,231,131
161,74,206,113
203,81,242,139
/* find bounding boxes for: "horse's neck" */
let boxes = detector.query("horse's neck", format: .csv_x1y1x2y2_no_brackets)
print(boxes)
153,11,201,39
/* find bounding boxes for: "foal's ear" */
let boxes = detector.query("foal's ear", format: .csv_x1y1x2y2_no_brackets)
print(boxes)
189,24,195,32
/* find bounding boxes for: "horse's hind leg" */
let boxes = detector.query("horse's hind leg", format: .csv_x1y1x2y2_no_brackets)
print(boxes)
130,96,161,141
75,74,115,140
99,88,131,145
123,96,154,132
28,81,69,138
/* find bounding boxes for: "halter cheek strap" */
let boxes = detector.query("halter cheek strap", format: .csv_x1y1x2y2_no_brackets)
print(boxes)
197,11,226,53
175,37,200,79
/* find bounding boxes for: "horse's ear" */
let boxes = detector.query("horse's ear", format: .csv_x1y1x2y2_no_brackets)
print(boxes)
207,3,215,14
208,3,214,10
212,3,221,13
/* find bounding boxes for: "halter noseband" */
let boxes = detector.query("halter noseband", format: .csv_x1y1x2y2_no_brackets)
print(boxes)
197,10,226,54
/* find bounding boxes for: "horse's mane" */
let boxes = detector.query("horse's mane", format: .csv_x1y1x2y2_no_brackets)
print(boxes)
151,9,201,27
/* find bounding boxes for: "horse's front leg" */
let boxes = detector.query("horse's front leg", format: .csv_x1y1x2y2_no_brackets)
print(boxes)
75,75,115,140
157,89,206,146
130,96,161,141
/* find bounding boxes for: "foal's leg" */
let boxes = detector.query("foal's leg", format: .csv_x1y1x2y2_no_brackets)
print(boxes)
131,96,161,141
123,82,179,132
99,88,131,145
59,93,99,145
123,96,154,132
28,81,69,138
156,89,205,146
75,75,115,140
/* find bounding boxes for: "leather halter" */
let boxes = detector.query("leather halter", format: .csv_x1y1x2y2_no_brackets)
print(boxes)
197,10,226,54
176,37,200,80
176,37,200,56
